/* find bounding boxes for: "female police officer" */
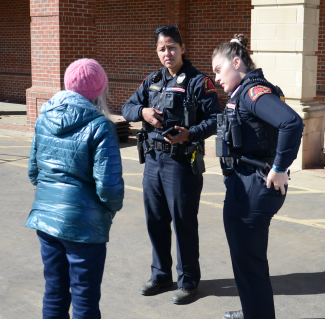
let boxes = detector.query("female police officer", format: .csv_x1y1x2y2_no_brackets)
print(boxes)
122,26,221,304
212,34,304,319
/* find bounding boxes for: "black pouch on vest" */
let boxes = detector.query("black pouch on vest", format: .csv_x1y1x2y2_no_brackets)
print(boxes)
164,93,175,109
215,136,231,157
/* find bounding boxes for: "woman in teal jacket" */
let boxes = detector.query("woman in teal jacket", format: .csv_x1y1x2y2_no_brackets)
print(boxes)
26,59,124,319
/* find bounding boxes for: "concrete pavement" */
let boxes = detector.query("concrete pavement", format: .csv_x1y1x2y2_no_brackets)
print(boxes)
0,108,325,318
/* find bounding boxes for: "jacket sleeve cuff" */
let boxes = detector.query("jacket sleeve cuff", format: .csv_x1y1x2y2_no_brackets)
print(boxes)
188,129,197,142
138,107,144,120
273,157,292,171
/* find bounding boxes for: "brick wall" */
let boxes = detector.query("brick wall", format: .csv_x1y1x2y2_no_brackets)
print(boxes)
185,0,252,105
27,0,98,129
96,0,252,113
0,0,31,103
316,0,325,103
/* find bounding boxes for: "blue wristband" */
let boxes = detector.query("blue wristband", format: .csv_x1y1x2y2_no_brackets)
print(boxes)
272,164,287,173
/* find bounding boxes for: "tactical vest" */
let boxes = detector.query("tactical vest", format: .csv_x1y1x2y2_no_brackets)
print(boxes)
226,77,285,155
146,66,198,133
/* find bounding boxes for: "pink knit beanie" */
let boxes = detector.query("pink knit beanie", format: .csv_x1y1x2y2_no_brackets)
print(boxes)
64,59,108,100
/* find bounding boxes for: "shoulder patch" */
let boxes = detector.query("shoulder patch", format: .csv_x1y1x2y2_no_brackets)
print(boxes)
140,76,149,88
203,77,217,94
248,85,271,101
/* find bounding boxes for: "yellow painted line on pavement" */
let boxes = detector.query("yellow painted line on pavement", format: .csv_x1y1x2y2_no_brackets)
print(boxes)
0,160,28,168
0,158,29,161
273,216,325,230
289,185,325,194
125,185,143,192
0,135,32,142
0,146,30,148
124,173,143,176
124,185,325,229
201,192,225,196
121,156,138,161
204,171,223,175
200,200,224,208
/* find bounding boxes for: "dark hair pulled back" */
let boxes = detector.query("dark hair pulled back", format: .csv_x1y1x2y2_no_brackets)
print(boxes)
155,28,185,60
212,34,256,71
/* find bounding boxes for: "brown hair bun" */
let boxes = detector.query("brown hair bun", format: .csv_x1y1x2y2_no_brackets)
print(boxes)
233,34,248,49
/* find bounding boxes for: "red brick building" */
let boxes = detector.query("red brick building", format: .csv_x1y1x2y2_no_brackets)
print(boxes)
0,0,324,168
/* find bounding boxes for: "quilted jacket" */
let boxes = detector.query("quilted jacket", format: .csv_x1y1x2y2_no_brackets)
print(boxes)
26,90,124,243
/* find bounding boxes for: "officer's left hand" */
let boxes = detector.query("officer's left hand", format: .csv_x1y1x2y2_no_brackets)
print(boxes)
164,126,190,144
266,169,289,195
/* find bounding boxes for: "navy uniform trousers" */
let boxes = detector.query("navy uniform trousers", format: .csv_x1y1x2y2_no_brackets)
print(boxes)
223,165,287,319
143,149,203,290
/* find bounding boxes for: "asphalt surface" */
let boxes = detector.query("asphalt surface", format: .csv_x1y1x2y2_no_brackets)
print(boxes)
0,134,325,319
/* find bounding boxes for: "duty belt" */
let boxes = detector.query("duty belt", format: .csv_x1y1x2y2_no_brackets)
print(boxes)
149,139,198,155
149,139,171,152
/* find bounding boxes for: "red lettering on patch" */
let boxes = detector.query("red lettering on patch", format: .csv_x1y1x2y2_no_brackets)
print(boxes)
203,77,217,94
249,85,271,101
140,76,149,88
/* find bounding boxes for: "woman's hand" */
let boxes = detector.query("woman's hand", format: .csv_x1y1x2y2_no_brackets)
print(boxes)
266,168,289,195
141,108,163,129
164,126,190,144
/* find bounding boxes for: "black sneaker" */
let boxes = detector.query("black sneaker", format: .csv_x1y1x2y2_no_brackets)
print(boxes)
139,279,173,296
223,310,244,319
171,287,198,304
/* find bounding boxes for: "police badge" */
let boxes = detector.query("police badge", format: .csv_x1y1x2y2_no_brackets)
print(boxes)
176,73,186,84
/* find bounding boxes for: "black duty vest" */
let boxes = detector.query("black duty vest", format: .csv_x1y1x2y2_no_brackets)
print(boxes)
146,65,198,133
226,77,285,156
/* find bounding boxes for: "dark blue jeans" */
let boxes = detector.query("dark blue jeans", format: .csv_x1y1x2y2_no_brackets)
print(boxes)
37,230,107,319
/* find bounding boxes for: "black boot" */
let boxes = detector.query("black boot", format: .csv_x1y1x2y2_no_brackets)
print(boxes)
139,279,173,296
172,287,198,304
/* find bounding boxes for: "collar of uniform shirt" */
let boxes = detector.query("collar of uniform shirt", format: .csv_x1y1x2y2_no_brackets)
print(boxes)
231,85,241,98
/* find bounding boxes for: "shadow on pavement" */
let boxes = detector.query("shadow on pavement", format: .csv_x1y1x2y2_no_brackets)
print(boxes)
195,271,325,301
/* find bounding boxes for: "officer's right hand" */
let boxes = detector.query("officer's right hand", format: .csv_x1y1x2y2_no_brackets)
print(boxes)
141,108,163,129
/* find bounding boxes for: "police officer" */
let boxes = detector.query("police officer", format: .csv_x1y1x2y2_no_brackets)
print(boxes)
122,26,221,304
212,34,304,319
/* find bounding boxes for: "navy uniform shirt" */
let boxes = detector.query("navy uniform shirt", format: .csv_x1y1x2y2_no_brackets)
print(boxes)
238,69,304,169
122,60,221,142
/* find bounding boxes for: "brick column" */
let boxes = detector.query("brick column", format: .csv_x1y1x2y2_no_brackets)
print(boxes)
251,0,325,169
27,0,97,131
165,0,187,41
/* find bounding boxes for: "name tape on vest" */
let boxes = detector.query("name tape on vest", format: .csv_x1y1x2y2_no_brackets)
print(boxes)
149,85,160,91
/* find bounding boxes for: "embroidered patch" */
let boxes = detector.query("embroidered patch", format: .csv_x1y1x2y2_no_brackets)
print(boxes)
149,85,160,91
140,76,149,88
249,85,271,101
227,103,236,109
203,77,217,94
166,87,185,93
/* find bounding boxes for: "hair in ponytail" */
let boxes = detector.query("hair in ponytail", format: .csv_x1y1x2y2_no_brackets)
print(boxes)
212,34,256,71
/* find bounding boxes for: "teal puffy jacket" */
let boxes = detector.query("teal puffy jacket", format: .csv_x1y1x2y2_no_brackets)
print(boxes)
26,90,124,243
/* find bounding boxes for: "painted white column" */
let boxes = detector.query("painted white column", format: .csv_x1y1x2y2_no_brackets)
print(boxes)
251,0,325,169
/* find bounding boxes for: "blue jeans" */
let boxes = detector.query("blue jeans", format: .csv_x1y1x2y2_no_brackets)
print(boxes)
37,230,107,319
